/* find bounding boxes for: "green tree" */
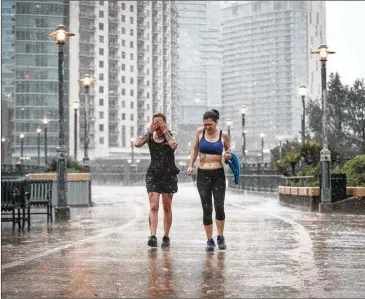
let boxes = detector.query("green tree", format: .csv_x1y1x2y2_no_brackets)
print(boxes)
270,139,301,164
344,79,365,154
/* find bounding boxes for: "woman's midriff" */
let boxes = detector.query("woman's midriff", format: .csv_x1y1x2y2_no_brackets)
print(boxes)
198,152,223,170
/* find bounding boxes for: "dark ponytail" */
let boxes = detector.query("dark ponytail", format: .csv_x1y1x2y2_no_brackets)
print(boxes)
203,109,220,122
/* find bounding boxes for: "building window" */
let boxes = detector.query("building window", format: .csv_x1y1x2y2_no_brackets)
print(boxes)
99,48,104,55
99,10,104,18
122,76,125,83
130,5,134,12
122,51,126,59
122,88,126,95
130,77,134,84
130,65,134,72
99,124,104,131
130,17,134,24
122,27,126,34
99,35,104,43
122,113,126,120
130,90,134,96
99,86,104,93
99,23,104,30
122,15,125,22
99,61,104,68
99,137,104,144
130,53,134,60
130,29,134,36
99,99,104,106
130,41,134,48
122,39,126,46
122,64,125,71
99,0,104,5
147,92,150,98
122,101,125,108
131,126,134,137
130,102,134,108
99,111,104,119
147,104,150,110
99,73,104,80
122,3,125,10
147,80,150,87
130,114,134,121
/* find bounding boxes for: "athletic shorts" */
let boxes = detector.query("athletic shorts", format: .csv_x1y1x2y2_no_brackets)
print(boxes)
145,172,178,194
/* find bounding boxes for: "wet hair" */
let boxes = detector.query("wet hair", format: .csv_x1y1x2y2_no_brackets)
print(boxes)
153,113,166,122
203,109,220,122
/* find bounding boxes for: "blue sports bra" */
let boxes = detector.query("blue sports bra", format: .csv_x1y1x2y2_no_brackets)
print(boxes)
199,129,224,155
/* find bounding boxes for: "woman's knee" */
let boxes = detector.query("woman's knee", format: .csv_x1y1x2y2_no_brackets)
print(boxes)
215,208,225,221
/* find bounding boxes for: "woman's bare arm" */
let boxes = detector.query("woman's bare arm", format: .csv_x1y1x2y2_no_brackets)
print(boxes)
135,131,151,148
189,128,203,168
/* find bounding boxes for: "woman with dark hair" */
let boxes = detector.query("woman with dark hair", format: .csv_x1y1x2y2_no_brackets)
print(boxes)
187,109,231,251
135,113,179,248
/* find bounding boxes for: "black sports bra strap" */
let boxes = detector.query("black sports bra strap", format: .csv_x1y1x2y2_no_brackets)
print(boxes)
219,130,222,139
202,129,205,138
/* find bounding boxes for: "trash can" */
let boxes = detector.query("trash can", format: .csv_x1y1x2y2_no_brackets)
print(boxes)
320,173,347,203
331,173,347,203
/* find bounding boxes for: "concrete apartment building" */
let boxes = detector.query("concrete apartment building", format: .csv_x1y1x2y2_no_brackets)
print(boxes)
176,1,222,155
1,0,178,164
221,1,326,161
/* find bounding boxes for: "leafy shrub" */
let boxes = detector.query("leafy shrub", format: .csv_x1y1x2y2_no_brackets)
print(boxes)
46,156,84,173
341,155,365,186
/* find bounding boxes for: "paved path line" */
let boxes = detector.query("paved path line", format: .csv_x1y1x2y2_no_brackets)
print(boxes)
2,199,144,271
228,202,322,296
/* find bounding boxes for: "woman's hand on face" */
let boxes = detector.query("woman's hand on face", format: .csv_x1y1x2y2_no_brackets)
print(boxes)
149,121,159,133
158,121,168,133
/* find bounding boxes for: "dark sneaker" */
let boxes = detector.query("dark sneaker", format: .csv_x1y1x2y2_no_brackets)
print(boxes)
161,236,170,248
217,235,227,250
148,235,158,247
206,239,216,252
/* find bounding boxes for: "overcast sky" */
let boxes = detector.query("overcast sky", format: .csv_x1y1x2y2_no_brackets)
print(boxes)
326,1,365,85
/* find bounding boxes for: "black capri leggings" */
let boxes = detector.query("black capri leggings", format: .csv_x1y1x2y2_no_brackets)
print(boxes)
197,168,226,225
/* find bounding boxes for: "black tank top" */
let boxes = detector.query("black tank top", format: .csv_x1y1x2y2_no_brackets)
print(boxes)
147,133,179,176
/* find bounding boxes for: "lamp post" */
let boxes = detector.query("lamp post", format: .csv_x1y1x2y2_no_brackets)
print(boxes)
72,101,79,161
297,85,308,145
240,106,246,162
130,138,135,164
311,44,335,204
79,74,95,170
19,133,24,165
48,24,75,221
43,117,49,165
278,137,282,160
36,128,42,167
260,133,265,163
225,119,233,139
1,137,5,164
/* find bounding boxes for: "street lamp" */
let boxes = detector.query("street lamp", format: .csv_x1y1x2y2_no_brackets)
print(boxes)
36,128,42,167
48,24,75,221
311,44,335,204
130,138,135,164
297,85,308,145
225,119,233,138
79,74,95,169
42,117,49,165
278,136,283,160
72,101,79,161
1,137,5,164
260,133,265,163
19,133,24,165
240,106,246,162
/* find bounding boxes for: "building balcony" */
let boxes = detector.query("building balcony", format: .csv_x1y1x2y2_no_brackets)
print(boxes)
80,38,95,45
79,51,94,58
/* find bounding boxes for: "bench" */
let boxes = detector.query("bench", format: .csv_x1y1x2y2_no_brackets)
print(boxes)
27,179,53,225
1,178,30,231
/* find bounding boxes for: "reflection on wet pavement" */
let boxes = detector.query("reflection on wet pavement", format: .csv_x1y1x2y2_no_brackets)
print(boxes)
2,183,365,298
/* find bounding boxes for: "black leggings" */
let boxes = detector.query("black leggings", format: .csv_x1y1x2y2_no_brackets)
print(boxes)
197,168,226,225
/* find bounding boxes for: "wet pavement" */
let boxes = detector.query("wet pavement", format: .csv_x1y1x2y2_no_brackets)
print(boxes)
2,183,365,298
